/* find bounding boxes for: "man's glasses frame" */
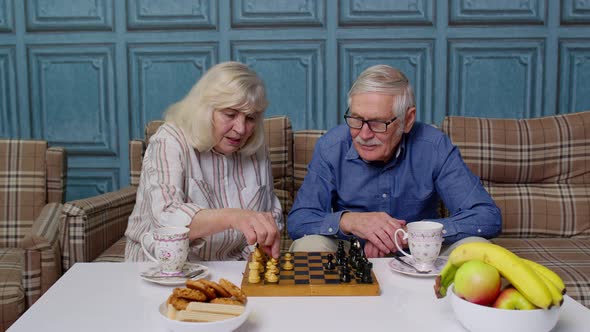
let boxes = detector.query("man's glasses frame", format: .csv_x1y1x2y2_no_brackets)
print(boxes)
343,110,398,133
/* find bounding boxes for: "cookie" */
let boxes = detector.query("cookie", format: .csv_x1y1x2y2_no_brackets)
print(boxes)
219,278,247,303
167,294,190,311
172,287,207,302
210,297,245,306
199,279,231,298
186,279,217,300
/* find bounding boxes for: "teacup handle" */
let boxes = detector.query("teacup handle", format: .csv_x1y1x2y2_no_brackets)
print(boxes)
394,228,413,259
140,232,158,263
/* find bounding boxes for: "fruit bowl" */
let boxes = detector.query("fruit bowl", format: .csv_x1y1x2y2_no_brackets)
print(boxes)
449,285,561,332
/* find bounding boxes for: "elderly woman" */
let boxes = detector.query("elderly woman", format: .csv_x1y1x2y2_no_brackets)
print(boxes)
125,61,282,261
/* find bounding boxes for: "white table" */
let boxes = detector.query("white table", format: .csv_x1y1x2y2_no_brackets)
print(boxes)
8,260,590,332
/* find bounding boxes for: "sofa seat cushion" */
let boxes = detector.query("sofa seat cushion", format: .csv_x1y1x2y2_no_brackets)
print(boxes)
93,236,125,263
0,248,26,330
491,237,590,308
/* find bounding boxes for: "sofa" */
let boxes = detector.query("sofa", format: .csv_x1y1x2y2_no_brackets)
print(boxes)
0,139,66,331
59,111,590,308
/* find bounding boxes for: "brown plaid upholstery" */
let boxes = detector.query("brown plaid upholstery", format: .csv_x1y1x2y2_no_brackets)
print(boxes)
0,139,66,329
442,111,590,308
129,140,144,187
293,130,326,194
59,186,136,270
442,111,590,238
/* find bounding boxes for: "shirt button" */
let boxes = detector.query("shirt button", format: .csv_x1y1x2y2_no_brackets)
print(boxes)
477,229,482,233
328,227,333,232
442,229,447,234
382,193,387,198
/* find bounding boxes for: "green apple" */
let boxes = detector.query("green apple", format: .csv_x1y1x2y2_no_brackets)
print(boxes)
493,287,538,310
454,260,501,306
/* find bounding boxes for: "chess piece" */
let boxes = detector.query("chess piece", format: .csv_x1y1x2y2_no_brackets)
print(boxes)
270,257,278,265
336,241,346,266
325,253,335,270
265,271,279,283
340,266,351,283
282,252,294,270
248,263,261,283
361,262,373,284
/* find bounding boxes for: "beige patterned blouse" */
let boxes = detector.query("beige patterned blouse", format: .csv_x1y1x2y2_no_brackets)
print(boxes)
124,123,283,261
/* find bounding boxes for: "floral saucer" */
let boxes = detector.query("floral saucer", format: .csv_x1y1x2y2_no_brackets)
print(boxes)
140,262,209,286
388,256,448,278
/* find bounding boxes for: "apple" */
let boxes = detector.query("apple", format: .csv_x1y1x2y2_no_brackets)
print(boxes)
493,287,537,310
454,260,501,306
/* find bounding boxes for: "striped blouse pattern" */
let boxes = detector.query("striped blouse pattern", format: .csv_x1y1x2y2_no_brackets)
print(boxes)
124,123,283,261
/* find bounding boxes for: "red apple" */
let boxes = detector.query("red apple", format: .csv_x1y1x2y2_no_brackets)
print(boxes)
454,260,501,306
493,287,537,310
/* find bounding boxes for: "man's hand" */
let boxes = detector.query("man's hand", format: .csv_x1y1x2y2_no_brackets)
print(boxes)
340,212,406,254
364,241,388,258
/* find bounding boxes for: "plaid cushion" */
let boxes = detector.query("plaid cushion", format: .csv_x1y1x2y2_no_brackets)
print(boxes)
492,237,590,308
145,120,165,145
0,248,25,331
94,236,126,263
60,186,137,271
0,140,48,247
442,111,590,238
293,130,326,194
129,140,144,187
46,147,66,204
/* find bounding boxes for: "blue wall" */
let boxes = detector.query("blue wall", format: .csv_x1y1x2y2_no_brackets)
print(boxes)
0,0,589,201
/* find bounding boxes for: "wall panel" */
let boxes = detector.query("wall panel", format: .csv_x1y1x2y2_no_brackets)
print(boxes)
0,46,16,136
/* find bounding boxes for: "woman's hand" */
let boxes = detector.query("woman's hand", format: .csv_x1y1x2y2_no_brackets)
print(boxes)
231,210,281,258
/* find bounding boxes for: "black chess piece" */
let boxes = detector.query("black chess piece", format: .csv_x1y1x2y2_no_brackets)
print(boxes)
325,253,335,270
361,262,373,283
340,266,351,283
336,241,346,266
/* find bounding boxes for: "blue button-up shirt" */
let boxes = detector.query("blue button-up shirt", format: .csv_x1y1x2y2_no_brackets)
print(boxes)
287,123,501,244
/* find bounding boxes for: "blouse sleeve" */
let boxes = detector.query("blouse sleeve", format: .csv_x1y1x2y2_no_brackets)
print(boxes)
141,129,202,228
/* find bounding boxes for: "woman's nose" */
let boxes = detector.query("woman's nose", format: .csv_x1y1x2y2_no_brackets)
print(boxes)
233,114,246,134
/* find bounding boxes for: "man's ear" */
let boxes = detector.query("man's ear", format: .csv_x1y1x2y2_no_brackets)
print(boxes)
403,107,417,133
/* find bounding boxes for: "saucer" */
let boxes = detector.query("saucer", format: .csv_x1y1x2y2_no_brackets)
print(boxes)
140,262,209,286
388,256,447,277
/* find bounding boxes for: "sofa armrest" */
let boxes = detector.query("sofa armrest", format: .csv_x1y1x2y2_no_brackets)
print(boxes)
20,202,63,305
59,186,137,272
129,140,145,186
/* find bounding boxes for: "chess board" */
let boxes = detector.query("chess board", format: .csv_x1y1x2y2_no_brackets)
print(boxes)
240,252,380,296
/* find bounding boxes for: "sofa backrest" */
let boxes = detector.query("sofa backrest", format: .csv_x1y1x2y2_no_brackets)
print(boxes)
0,139,66,247
442,111,590,238
293,130,326,195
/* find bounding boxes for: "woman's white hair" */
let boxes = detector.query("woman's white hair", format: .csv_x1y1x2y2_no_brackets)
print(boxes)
347,65,415,119
164,61,268,155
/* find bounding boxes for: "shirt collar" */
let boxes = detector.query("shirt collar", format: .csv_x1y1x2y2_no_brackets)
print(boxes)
345,133,407,165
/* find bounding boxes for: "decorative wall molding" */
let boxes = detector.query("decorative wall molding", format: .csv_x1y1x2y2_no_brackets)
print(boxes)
232,0,324,27
25,0,113,31
0,0,14,32
559,40,590,115
561,0,590,24
28,45,118,155
339,40,434,123
0,47,16,137
448,39,544,118
450,0,545,25
339,0,433,26
66,168,119,201
128,43,217,139
232,40,325,130
127,0,216,30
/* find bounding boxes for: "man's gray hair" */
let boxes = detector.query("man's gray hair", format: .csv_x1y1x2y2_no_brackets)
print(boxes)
347,65,415,118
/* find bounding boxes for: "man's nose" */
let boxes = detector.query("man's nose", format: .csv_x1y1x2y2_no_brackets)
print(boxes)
358,122,374,139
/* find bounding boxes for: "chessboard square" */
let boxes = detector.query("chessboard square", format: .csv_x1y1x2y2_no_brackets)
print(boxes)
308,252,322,256
294,279,310,285
308,259,322,264
324,270,338,276
294,270,308,275
281,275,294,280
309,266,323,271
294,263,307,267
310,274,324,279
294,254,307,259
324,279,340,284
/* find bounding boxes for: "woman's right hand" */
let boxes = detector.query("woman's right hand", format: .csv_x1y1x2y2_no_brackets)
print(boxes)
230,210,280,258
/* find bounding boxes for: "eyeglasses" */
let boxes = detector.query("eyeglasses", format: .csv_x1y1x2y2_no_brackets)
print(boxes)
343,111,397,133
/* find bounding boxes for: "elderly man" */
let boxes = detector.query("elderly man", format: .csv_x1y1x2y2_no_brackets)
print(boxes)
287,65,501,258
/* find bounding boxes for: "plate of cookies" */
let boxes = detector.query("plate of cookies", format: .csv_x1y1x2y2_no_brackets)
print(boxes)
159,278,250,332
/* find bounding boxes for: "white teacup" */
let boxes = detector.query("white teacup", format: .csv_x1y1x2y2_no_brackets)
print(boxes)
140,227,190,275
394,221,443,272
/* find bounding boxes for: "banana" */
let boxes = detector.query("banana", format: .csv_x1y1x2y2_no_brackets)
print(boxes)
434,263,457,298
533,268,564,307
445,242,553,309
521,258,566,295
